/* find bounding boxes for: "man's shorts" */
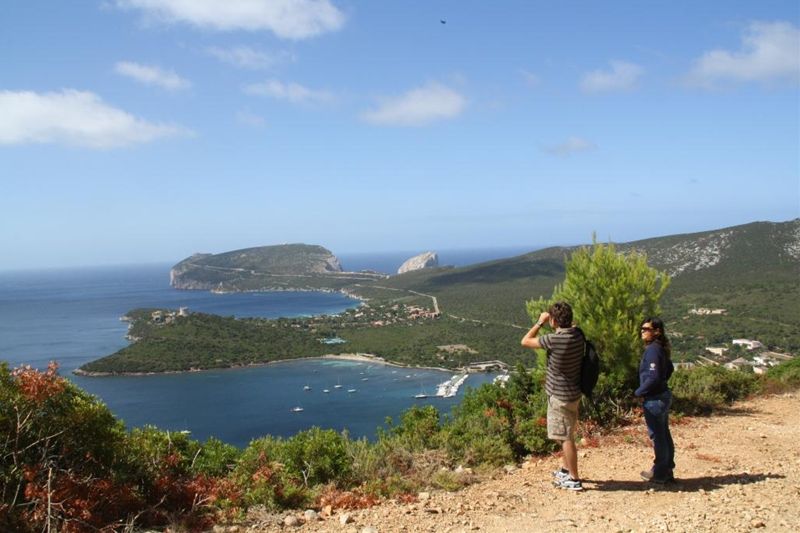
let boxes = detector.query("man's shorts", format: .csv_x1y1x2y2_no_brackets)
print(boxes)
547,395,580,441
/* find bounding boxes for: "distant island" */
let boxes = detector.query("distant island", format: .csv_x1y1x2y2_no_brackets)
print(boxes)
78,219,800,375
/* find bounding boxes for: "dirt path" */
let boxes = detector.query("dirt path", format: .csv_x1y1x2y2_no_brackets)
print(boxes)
242,392,799,532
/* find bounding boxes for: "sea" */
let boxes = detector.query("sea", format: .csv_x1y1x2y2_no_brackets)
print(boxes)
0,248,531,447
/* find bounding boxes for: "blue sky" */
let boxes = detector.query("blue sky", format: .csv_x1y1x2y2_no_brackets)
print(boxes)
1,1,798,270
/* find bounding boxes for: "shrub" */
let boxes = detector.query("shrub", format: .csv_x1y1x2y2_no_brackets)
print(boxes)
442,367,554,465
234,428,351,509
233,437,308,509
280,427,352,487
383,405,442,451
670,366,758,414
0,362,141,533
192,437,241,478
763,358,800,388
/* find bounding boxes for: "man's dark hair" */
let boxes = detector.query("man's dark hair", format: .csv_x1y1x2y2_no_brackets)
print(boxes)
549,301,573,328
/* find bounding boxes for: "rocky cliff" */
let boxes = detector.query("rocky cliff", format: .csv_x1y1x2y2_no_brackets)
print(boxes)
397,252,439,274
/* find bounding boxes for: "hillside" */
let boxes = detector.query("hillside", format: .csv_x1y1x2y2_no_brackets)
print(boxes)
170,243,384,291
80,219,799,374
242,392,800,532
382,219,800,354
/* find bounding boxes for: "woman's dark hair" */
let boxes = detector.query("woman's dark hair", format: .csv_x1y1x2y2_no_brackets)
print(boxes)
549,301,573,328
641,316,671,360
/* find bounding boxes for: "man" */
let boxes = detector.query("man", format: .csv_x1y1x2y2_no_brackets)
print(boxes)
521,301,584,491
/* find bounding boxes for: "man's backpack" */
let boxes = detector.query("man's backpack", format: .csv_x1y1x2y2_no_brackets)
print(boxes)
575,328,601,398
580,339,601,398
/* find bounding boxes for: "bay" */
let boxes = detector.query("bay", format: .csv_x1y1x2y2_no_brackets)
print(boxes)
0,252,519,445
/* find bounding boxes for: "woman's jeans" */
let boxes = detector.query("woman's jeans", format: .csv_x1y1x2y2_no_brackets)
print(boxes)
643,389,675,479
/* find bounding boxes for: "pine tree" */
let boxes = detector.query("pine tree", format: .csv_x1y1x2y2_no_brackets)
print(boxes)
526,238,670,385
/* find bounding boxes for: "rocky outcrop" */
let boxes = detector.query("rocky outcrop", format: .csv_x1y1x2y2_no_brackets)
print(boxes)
397,252,438,274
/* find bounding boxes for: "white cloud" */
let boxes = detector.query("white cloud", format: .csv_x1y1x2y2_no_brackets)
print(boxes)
116,0,345,39
114,61,191,90
236,110,266,127
207,46,292,70
243,80,333,104
686,21,800,87
544,137,596,157
0,90,191,148
581,61,643,93
519,69,540,88
361,82,466,126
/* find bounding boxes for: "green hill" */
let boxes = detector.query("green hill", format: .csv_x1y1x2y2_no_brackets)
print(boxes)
170,243,386,291
382,219,800,354
80,219,799,374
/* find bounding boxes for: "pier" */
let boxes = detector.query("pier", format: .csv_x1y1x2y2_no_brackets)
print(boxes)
436,373,469,398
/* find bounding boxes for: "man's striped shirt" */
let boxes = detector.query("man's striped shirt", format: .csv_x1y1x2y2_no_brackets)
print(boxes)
539,327,583,402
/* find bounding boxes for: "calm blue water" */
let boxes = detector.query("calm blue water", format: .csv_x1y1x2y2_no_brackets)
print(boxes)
0,252,523,446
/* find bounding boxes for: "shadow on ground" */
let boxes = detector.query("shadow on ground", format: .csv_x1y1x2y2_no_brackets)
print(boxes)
585,472,783,492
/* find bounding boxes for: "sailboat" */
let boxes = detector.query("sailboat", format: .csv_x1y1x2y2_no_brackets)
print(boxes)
414,381,428,399
334,376,343,389
291,406,304,412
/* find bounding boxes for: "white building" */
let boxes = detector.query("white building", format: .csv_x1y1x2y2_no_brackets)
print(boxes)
732,339,764,350
689,308,727,315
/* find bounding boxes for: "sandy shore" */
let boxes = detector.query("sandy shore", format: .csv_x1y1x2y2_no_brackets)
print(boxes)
72,353,455,377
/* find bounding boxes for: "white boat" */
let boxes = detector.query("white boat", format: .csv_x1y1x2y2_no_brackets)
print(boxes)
347,389,357,393
303,385,311,391
322,389,330,393
334,384,343,389
291,406,304,412
414,393,428,399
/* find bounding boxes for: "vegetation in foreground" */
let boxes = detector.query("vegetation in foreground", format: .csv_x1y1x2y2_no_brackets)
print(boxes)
3,358,798,532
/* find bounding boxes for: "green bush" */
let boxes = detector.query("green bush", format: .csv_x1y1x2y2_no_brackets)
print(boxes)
764,358,800,387
233,436,308,509
233,427,351,509
280,427,351,487
670,366,758,414
441,367,554,466
192,437,241,478
383,405,442,451
0,363,140,532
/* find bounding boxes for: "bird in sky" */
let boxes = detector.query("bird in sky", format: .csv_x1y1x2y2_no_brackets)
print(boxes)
440,19,446,24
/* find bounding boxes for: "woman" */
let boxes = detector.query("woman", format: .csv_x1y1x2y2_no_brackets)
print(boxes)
635,317,675,483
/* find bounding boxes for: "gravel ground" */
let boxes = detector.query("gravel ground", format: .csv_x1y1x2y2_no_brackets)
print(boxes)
228,392,800,533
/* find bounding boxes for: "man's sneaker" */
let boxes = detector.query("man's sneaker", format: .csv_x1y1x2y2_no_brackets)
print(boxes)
552,467,570,481
555,476,584,491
